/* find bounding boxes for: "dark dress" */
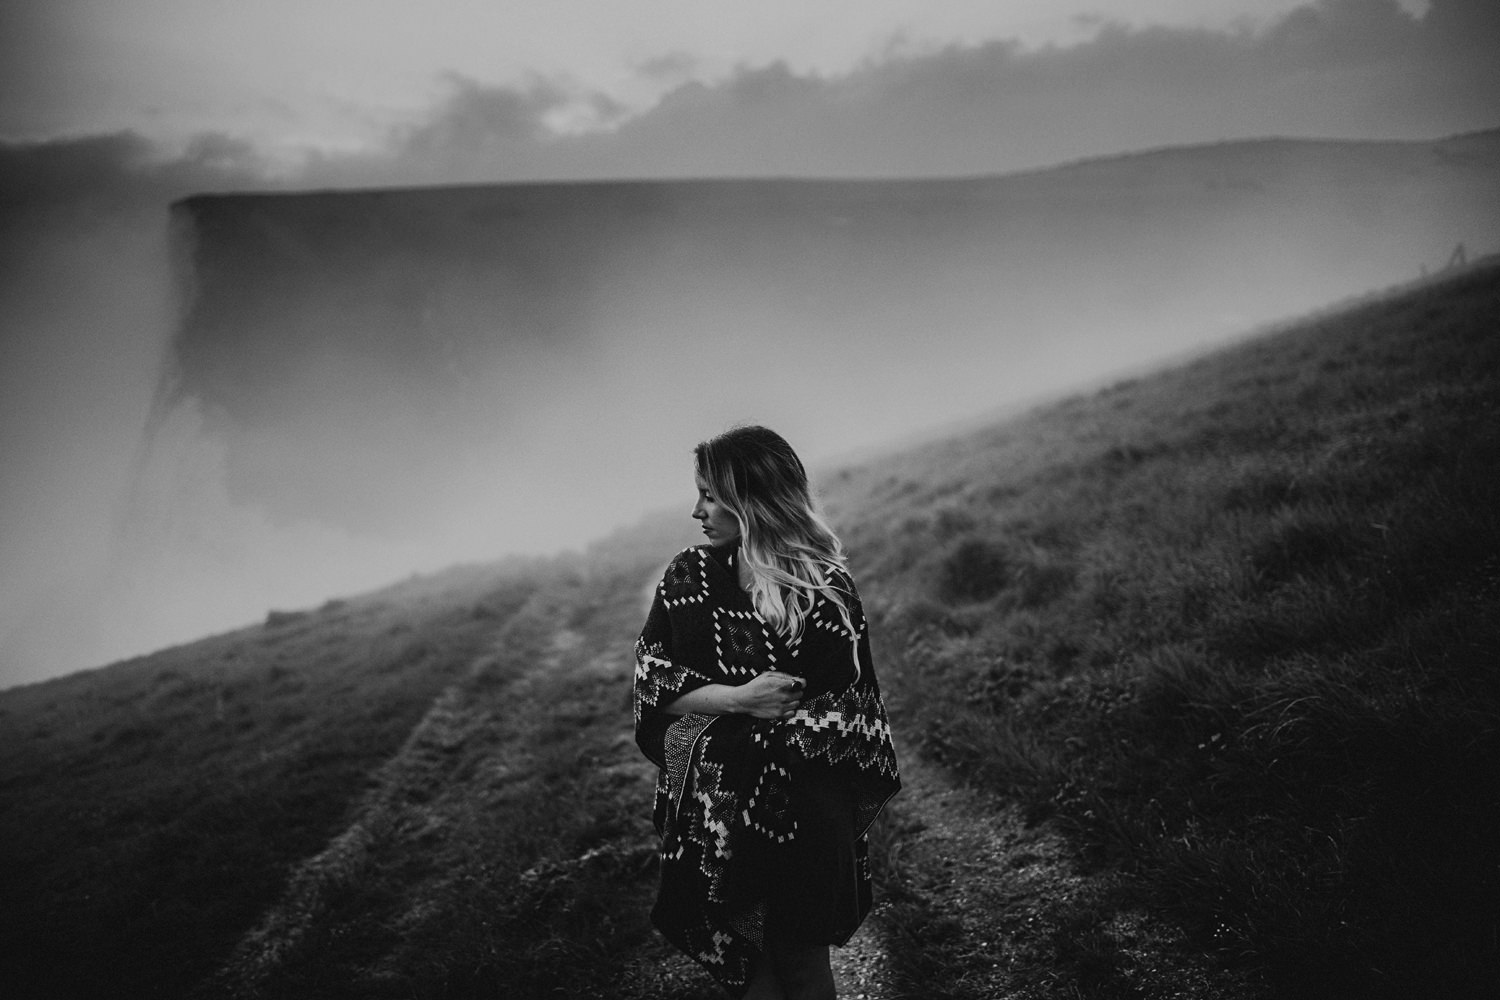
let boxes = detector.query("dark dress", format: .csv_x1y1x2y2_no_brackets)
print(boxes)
634,543,900,996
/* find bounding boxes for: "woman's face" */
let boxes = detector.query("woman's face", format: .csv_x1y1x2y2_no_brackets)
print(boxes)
693,472,742,548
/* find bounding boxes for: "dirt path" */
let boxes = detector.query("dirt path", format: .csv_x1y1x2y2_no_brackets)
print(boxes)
853,753,1261,999
206,565,1258,999
619,744,1158,999
200,678,499,997
620,747,1118,999
828,752,1083,1000
829,922,893,999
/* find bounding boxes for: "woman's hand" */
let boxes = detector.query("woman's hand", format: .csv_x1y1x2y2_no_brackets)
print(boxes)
660,672,805,718
732,671,805,720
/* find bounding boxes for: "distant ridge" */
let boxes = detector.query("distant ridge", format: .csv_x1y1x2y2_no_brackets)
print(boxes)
174,128,1500,199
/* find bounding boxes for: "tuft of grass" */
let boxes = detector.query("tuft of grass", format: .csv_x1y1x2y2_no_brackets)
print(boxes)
937,536,1014,603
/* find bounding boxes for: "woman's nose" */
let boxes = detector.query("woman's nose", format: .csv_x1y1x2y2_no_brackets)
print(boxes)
691,502,705,520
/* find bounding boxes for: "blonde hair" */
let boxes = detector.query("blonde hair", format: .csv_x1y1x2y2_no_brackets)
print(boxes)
694,426,859,672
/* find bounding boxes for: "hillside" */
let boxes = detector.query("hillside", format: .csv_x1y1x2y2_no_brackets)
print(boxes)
166,132,1500,534
3,258,1498,999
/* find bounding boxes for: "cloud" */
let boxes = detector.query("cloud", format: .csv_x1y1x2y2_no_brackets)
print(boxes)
1261,0,1416,65
634,51,704,85
0,130,271,231
4,2,1497,196
399,75,574,153
263,0,1498,186
0,132,162,221
1424,0,1500,49
14,0,1482,194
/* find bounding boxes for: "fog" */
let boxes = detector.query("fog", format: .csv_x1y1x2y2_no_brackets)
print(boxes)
0,214,178,686
7,141,1494,689
2,0,1499,687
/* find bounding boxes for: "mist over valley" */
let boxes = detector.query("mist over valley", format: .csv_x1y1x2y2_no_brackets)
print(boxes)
4,130,1498,686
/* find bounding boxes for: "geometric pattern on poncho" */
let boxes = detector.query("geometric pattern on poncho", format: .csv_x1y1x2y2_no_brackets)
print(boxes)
634,543,901,998
714,608,772,679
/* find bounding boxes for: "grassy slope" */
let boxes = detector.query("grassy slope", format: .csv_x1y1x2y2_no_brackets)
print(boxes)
831,259,1500,997
0,565,529,999
194,521,710,1000
1,261,1496,998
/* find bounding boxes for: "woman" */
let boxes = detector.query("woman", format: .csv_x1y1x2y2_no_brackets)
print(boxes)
634,425,901,999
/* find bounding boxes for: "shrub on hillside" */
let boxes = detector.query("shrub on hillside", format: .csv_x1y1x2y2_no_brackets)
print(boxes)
1245,507,1363,586
937,537,1011,603
264,609,309,628
936,536,1077,609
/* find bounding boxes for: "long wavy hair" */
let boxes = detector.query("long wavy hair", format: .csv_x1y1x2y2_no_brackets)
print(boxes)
694,426,858,671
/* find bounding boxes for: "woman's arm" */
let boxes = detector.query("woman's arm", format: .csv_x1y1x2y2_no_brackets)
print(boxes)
662,671,804,719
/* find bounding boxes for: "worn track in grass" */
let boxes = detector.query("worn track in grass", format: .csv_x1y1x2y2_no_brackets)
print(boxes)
203,557,1261,998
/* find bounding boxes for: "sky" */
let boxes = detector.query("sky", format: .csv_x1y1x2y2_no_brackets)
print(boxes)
0,3,1420,148
2,0,1498,687
4,0,1492,175
4,1,1498,189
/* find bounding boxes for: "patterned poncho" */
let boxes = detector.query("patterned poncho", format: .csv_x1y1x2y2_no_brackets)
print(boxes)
634,543,900,995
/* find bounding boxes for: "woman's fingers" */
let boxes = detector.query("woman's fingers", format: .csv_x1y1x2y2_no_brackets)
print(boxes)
744,672,804,718
783,676,803,713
